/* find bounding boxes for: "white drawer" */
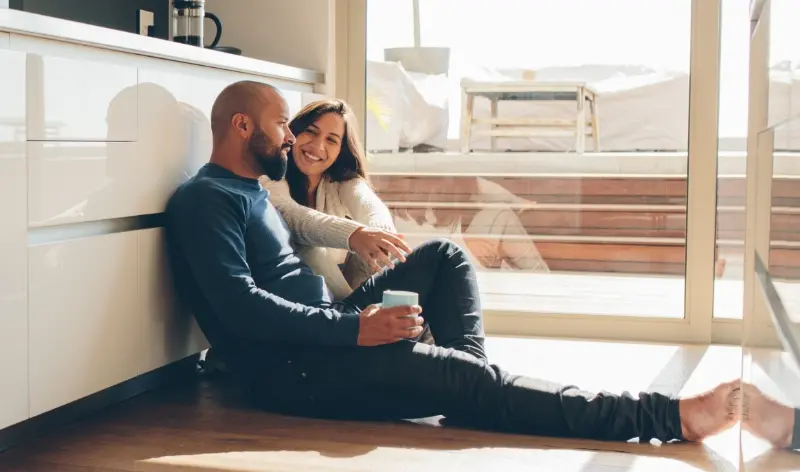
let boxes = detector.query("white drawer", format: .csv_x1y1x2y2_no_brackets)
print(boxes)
26,53,137,141
138,228,208,373
28,232,140,417
26,141,157,227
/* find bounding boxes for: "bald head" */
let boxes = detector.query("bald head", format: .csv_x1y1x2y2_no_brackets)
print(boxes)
210,80,284,142
207,80,295,181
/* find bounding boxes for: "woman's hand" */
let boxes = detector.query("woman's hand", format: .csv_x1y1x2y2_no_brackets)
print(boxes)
348,227,412,273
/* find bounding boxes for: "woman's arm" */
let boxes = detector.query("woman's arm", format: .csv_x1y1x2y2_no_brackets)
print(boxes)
338,178,399,287
339,178,396,232
260,177,363,249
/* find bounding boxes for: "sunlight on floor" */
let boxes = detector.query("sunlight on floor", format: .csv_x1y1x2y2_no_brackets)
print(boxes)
141,445,730,472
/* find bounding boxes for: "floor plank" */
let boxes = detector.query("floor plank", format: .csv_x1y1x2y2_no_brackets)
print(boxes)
0,337,789,472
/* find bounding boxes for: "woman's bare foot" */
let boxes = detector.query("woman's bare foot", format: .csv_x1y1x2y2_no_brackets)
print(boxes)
679,380,741,442
742,383,795,448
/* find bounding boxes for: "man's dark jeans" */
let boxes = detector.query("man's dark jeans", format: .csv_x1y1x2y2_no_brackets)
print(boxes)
247,239,685,442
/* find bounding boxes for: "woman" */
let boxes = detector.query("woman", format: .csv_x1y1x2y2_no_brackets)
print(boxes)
260,99,396,300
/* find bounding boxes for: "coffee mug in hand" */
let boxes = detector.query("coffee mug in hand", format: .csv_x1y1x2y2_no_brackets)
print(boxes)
382,290,419,309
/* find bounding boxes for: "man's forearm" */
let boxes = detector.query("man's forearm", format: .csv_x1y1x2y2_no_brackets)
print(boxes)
216,279,361,345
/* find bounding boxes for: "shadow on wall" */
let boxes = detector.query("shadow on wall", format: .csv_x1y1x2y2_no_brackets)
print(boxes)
106,82,213,360
106,82,213,199
103,83,214,361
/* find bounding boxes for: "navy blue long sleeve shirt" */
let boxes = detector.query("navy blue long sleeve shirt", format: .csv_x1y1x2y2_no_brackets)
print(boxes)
165,163,361,350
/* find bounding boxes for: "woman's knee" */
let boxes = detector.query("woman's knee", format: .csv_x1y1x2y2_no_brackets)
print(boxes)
417,238,466,258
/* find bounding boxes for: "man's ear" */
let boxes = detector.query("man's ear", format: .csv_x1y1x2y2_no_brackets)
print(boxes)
231,113,250,137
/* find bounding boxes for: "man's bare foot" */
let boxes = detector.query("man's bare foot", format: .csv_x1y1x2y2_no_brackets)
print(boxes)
742,383,795,448
679,380,741,442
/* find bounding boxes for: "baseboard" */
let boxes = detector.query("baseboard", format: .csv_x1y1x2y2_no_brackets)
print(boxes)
0,354,201,453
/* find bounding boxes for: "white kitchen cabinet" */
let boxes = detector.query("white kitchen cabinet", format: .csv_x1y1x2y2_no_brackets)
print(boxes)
26,141,146,227
0,32,9,48
25,52,137,142
138,229,208,373
28,232,140,417
0,48,29,429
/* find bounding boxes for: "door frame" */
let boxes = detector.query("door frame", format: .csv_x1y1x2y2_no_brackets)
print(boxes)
334,0,781,347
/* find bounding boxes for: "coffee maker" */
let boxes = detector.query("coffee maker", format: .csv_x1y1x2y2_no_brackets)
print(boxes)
172,0,222,49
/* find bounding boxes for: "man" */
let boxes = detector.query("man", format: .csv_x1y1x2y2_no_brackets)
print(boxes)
165,80,738,444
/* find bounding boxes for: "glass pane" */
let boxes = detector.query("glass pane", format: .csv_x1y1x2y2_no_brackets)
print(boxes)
713,0,752,319
365,0,692,318
716,0,800,320
766,0,800,301
740,119,800,469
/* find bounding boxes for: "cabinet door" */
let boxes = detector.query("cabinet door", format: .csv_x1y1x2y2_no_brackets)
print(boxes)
28,232,140,417
139,229,208,373
26,52,137,141
27,141,145,227
0,48,29,429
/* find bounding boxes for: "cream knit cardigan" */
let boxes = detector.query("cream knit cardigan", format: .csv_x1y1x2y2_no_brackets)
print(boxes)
259,176,396,300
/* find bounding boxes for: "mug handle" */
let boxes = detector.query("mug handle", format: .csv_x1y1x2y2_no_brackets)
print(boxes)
204,12,222,49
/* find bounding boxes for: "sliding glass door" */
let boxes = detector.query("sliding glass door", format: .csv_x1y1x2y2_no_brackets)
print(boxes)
342,0,772,344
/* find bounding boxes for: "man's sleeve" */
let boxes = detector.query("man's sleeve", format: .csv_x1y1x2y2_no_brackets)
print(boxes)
168,185,360,346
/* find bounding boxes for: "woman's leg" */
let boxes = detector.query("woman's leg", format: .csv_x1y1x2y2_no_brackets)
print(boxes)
342,238,486,361
298,245,354,301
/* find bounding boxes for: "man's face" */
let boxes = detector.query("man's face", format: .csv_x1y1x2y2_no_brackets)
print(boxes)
247,95,295,180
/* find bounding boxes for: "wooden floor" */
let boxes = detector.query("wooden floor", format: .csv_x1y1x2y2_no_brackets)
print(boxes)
0,338,800,472
2,337,797,472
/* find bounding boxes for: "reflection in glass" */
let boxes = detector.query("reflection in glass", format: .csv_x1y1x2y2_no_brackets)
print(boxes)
740,116,800,470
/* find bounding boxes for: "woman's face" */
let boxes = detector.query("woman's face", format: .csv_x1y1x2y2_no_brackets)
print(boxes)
291,112,346,179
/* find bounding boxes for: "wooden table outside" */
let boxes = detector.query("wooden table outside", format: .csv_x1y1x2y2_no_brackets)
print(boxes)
460,80,600,154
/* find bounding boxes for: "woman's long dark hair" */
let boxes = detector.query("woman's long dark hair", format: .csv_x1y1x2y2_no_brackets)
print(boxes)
285,99,369,207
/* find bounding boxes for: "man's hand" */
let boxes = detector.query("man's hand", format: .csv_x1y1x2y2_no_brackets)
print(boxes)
356,304,424,346
349,227,412,273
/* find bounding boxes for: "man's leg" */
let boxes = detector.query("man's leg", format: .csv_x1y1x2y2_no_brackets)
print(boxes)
250,339,706,443
249,238,736,443
341,238,486,360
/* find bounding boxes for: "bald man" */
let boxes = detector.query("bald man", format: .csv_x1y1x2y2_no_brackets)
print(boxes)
166,80,740,444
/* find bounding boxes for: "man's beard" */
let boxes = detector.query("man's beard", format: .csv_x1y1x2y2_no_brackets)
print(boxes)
249,127,289,181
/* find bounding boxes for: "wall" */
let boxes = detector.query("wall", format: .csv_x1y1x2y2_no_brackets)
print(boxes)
205,0,330,74
9,0,170,39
